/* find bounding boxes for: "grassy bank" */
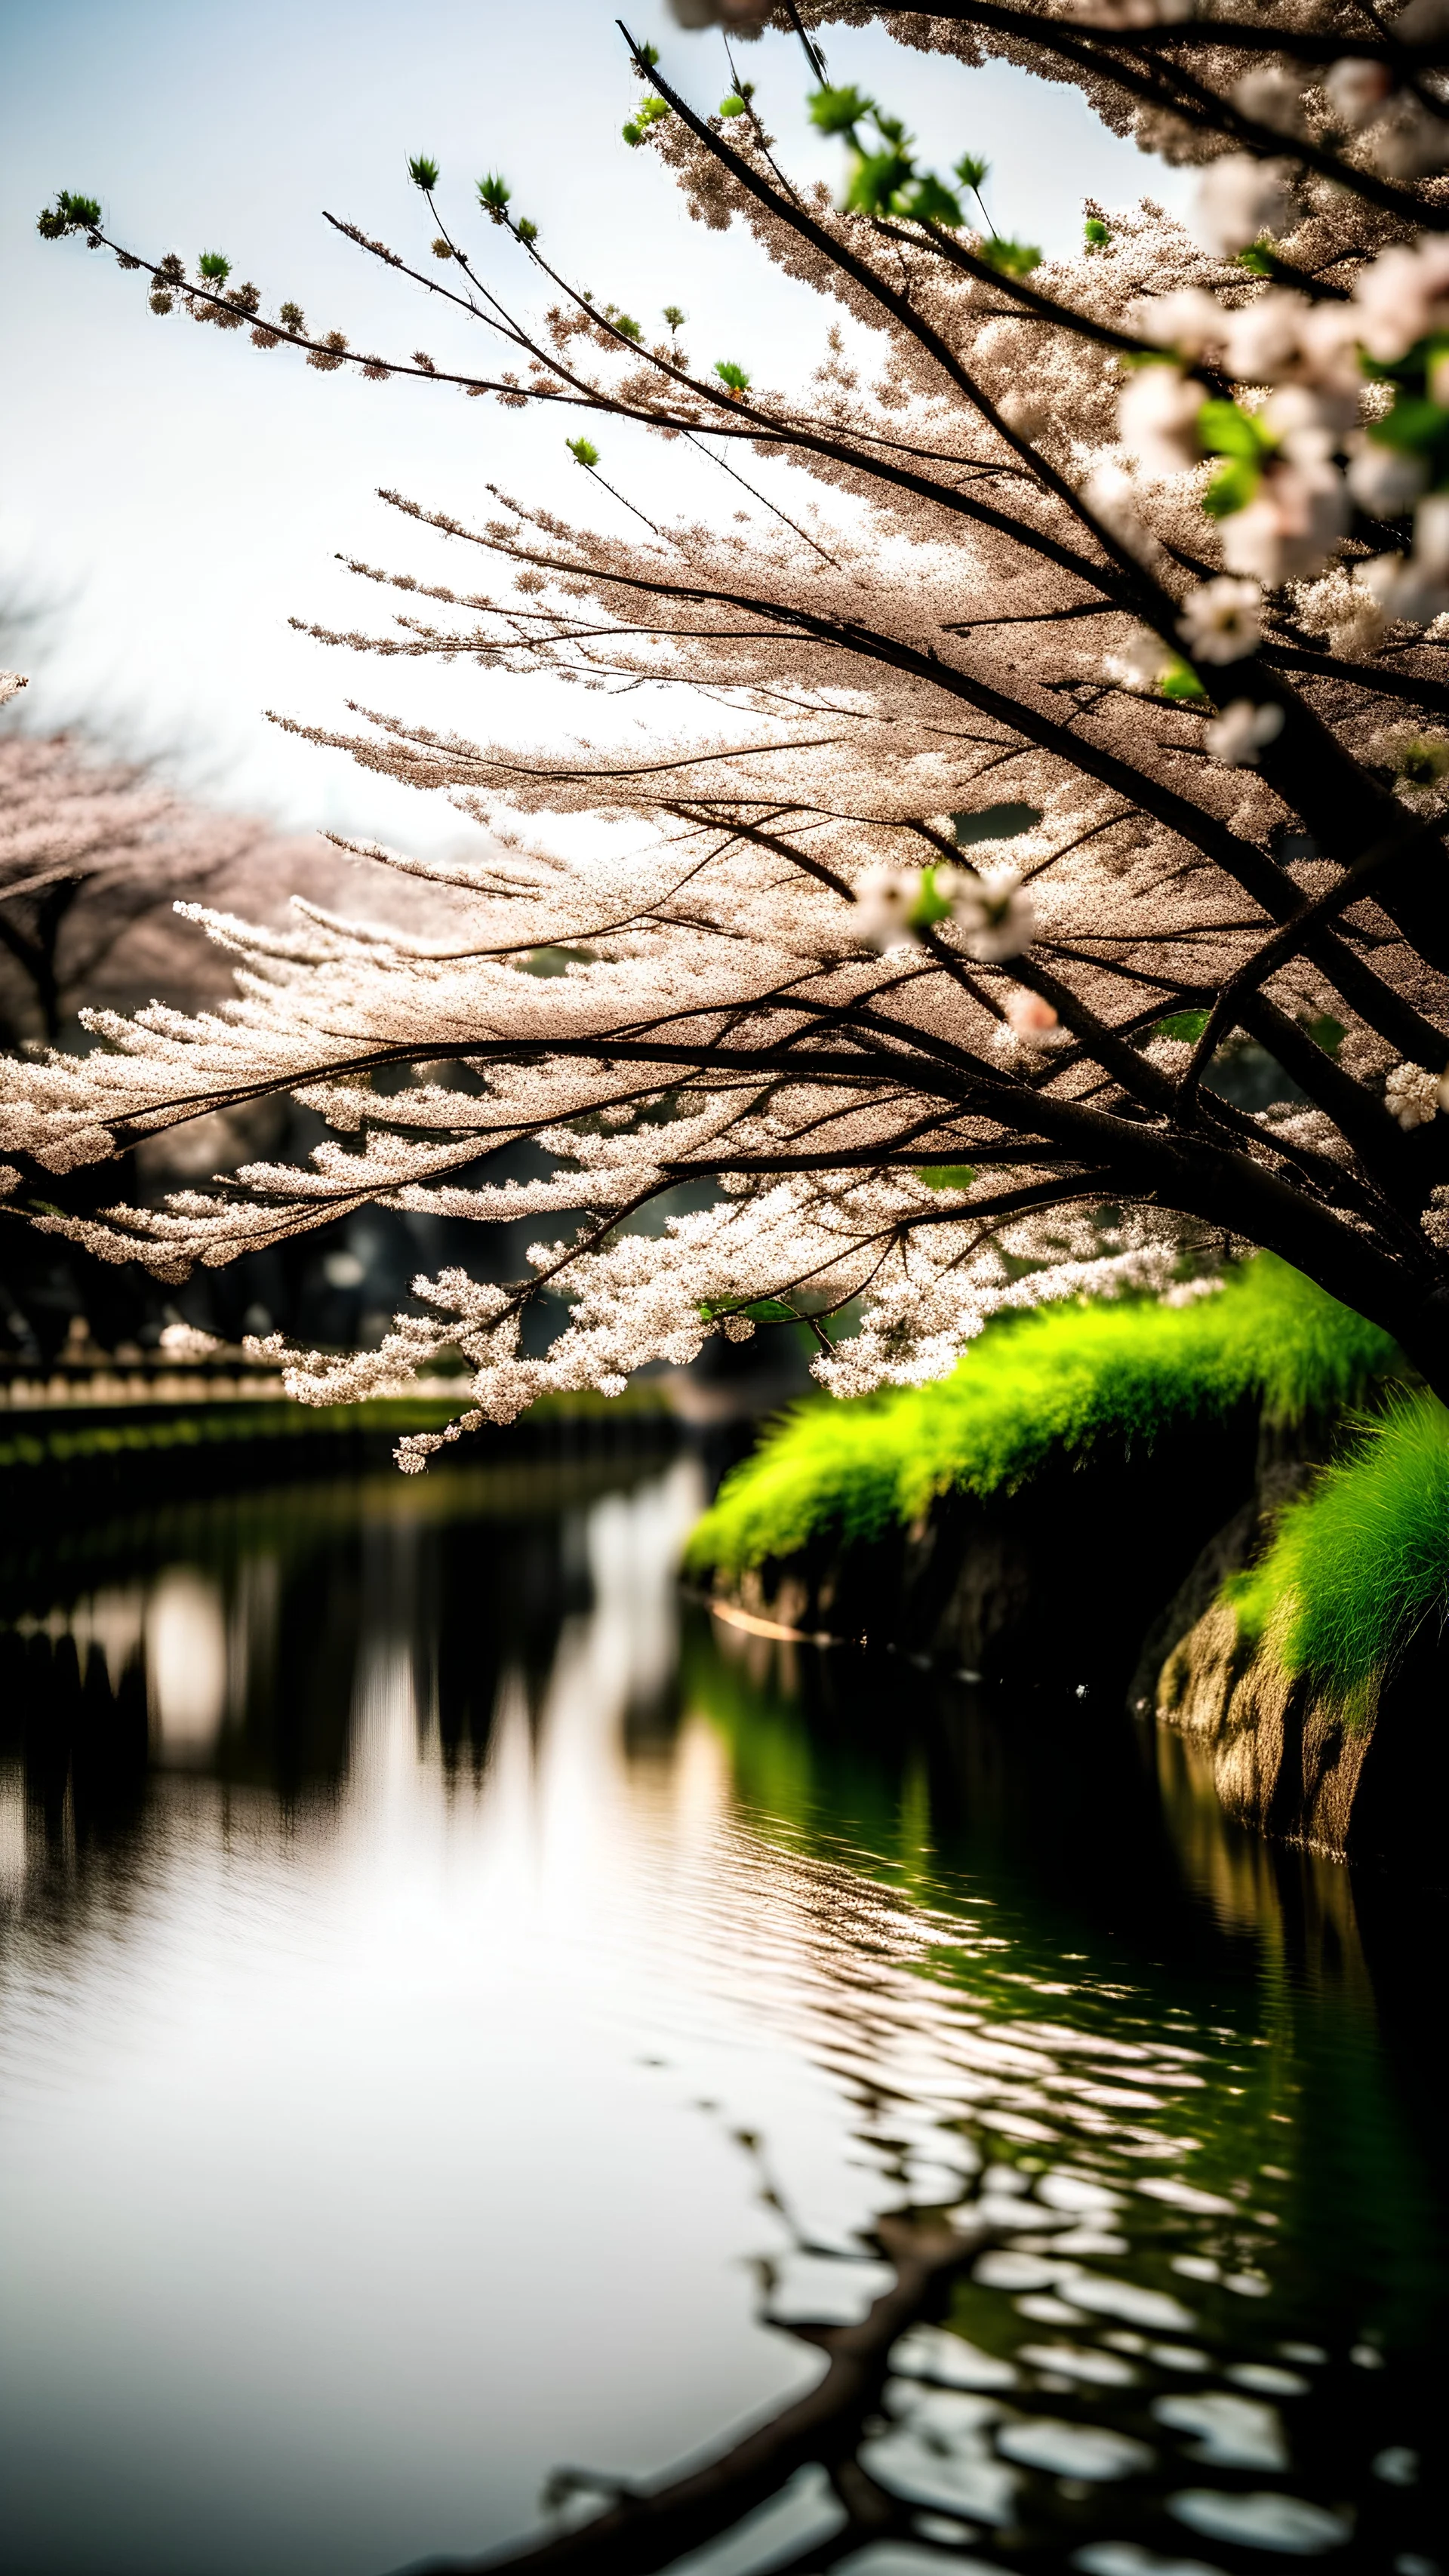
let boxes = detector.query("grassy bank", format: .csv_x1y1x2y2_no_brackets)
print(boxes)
1226,1393,1449,1723
686,1257,1397,1581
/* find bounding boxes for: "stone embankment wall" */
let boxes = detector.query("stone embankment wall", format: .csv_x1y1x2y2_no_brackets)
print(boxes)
715,1408,1260,1696
1132,1430,1447,1870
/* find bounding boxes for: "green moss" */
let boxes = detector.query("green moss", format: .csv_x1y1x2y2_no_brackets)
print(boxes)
685,1257,1397,1579
1225,1393,1449,1724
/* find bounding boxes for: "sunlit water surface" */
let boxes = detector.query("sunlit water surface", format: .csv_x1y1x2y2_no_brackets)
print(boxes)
0,1455,1443,2576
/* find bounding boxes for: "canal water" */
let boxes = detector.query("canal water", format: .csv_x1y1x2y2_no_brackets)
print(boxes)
0,1454,1442,2575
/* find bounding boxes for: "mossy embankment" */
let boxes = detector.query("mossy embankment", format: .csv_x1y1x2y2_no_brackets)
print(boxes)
687,1260,1449,1863
686,1257,1395,1584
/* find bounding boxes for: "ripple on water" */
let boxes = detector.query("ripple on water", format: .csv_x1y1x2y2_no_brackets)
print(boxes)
1154,2389,1288,2470
1226,2362,1311,2396
995,2417,1155,2481
1061,2273,1200,2334
861,2387,1017,2523
1137,2177,1238,2217
1016,2291,1091,2325
1017,2342,1139,2386
766,2252,894,2325
1072,2547,1225,2575
888,2327,1017,2390
975,2249,1074,2291
832,2547,1014,2576
1038,2171,1124,2216
1169,2489,1354,2553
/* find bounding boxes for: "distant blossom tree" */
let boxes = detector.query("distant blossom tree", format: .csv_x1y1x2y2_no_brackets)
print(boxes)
0,706,290,1045
12,0,1449,1462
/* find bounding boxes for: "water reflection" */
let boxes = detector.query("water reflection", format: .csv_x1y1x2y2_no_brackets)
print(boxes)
0,1457,1443,2576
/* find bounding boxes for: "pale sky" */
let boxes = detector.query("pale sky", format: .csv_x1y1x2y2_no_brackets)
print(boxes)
0,0,1191,851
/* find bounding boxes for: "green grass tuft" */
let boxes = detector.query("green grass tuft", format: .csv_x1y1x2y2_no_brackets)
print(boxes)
685,1257,1397,1579
1225,1393,1449,1723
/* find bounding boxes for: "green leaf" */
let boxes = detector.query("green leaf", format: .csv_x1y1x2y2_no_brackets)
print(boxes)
1155,1009,1210,1043
1371,395,1449,453
908,864,955,931
408,156,440,191
516,218,538,245
638,41,660,66
1084,216,1111,251
614,312,642,342
715,359,752,395
919,1164,977,1192
720,94,747,117
662,303,687,331
903,174,965,227
844,148,915,215
623,96,670,146
37,190,102,239
954,152,990,192
198,249,231,282
975,236,1041,278
1161,660,1208,703
1198,398,1274,460
1358,341,1432,387
1302,1012,1346,1057
809,84,872,135
476,171,511,220
567,436,600,468
1202,457,1261,518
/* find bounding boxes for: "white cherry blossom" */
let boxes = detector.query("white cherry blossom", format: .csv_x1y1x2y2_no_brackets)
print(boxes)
1386,1063,1441,1129
1178,578,1263,662
1413,492,1449,579
952,869,1036,963
1117,365,1206,475
1358,552,1449,626
1351,238,1449,362
1104,625,1175,691
1346,441,1430,518
1204,700,1284,768
1189,157,1295,258
1366,98,1449,179
1324,58,1395,130
1001,988,1065,1047
1232,68,1306,140
1128,288,1223,361
1222,461,1349,586
851,866,919,952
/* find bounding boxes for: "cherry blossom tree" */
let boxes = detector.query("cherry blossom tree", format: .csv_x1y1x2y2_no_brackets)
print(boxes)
11,2,1449,1461
0,717,298,1045
0,682,400,1356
